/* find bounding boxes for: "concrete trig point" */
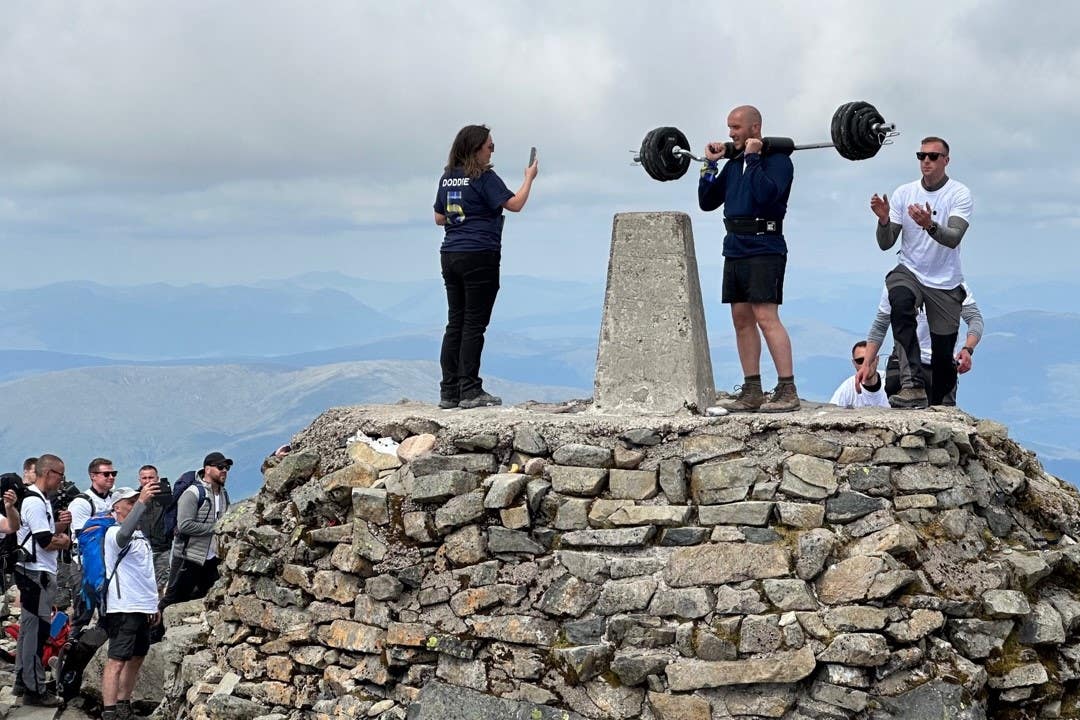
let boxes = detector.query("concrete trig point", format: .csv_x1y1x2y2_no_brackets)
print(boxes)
594,212,715,415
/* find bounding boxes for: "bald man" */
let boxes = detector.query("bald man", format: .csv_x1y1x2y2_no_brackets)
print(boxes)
700,105,799,413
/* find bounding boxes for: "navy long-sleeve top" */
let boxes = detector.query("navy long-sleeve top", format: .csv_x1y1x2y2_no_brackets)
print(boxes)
698,152,794,257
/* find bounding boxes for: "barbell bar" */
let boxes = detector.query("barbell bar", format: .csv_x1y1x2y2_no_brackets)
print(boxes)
634,101,898,182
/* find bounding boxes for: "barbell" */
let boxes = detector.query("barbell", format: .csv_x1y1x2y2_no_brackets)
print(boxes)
634,101,899,182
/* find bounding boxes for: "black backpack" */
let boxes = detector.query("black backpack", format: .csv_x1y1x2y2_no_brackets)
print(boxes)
0,473,28,584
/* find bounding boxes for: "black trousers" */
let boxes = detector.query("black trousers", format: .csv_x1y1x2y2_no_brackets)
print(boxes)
439,251,500,400
159,556,219,609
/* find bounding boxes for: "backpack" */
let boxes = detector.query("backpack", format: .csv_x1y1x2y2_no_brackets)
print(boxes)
0,473,27,584
76,516,131,619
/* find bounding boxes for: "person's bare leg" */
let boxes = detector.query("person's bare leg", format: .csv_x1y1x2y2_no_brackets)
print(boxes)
103,658,124,706
731,303,761,376
118,655,145,701
752,303,793,377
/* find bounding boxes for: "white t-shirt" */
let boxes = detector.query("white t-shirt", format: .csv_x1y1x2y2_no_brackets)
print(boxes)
104,526,159,613
876,284,977,364
889,178,973,289
829,376,890,409
70,490,115,534
16,487,58,574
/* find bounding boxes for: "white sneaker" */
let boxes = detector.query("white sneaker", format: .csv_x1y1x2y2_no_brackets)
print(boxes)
705,406,729,416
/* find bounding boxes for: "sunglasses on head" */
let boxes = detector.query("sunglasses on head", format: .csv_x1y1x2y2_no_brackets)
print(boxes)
916,151,944,161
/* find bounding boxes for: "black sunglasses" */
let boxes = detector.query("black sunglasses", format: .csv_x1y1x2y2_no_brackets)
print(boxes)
94,470,119,477
213,462,232,471
916,151,945,161
853,356,865,365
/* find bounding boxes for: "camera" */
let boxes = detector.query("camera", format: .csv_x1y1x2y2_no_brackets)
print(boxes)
157,477,172,496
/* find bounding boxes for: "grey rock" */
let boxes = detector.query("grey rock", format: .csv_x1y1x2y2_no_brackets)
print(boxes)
658,458,688,503
781,454,838,499
982,589,1031,618
621,428,662,446
558,551,609,583
847,508,896,538
739,614,783,653
690,459,762,504
412,470,481,503
1003,551,1052,587
352,487,389,524
886,609,945,643
410,453,497,477
816,555,886,604
1018,601,1066,644
484,473,530,509
698,501,773,526
874,679,985,720
822,663,870,688
762,579,817,611
679,434,746,464
552,443,614,468
436,654,487,691
526,479,551,514
708,684,798,717
846,465,893,496
817,632,890,666
553,644,614,683
872,446,928,464
648,587,715,619
563,616,607,645
609,469,658,500
406,680,586,720
553,496,592,530
587,498,635,528
780,434,842,459
487,527,544,554
263,450,320,496
946,619,1013,658
665,543,790,586
609,555,666,579
825,491,888,523
548,466,608,496
659,527,710,545
666,646,816,689
403,511,437,543
824,605,889,631
776,502,825,529
513,426,548,455
894,464,962,492
434,490,486,533
714,585,767,614
988,663,1048,689
607,505,691,527
442,525,488,566
537,574,600,618
811,681,869,712
467,615,558,646
612,651,670,686
743,527,782,543
595,578,658,615
561,526,656,547
454,434,498,452
365,575,404,601
796,528,838,581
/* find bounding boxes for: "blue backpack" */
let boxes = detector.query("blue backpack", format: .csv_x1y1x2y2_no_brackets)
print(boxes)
77,516,131,618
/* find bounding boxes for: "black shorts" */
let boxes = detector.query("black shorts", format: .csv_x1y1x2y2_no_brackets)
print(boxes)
104,612,151,660
722,254,786,304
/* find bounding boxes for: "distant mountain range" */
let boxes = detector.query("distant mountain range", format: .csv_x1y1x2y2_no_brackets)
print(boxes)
1,272,1076,496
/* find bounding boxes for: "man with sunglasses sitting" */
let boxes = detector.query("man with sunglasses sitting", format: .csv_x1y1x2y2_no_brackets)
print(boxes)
860,137,973,409
829,341,889,408
159,452,232,611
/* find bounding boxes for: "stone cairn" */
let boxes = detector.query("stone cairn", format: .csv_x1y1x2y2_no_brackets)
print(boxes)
166,404,1080,720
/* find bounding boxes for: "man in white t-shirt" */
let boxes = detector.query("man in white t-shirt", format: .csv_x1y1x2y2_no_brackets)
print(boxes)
858,136,973,409
101,484,161,720
69,457,118,535
13,453,73,706
830,341,890,409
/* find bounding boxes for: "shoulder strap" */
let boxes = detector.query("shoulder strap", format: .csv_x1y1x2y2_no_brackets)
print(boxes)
17,492,50,563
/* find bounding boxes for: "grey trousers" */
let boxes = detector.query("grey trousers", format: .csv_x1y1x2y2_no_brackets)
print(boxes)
14,568,56,694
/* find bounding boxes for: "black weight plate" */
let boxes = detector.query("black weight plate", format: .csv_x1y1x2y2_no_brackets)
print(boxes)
837,102,861,160
831,102,854,155
849,106,880,158
640,126,691,181
639,129,666,181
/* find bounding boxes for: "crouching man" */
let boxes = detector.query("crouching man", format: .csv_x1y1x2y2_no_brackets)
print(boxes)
102,483,161,720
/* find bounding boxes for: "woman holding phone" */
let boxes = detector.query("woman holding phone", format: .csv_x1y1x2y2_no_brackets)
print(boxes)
433,125,538,409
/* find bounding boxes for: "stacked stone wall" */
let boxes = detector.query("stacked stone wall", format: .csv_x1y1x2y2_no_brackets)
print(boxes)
173,405,1080,720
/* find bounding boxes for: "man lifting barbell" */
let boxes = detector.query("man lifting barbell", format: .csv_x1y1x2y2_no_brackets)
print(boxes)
699,105,799,413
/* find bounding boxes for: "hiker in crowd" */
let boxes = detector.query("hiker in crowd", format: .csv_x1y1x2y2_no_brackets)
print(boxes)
101,485,161,720
860,282,983,406
699,105,800,413
829,341,889,409
14,453,72,707
63,457,118,620
160,452,232,610
860,136,973,408
22,457,37,486
433,124,538,410
136,465,174,594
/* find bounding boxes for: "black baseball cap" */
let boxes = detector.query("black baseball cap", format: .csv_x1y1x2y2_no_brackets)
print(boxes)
203,452,233,469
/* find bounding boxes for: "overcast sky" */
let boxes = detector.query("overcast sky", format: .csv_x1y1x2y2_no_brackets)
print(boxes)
1,0,1077,290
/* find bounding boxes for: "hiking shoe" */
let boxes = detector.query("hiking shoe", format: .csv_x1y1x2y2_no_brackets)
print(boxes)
890,387,928,409
760,382,800,413
22,692,62,707
718,382,764,412
438,398,459,410
459,391,502,409
116,700,134,720
12,682,27,697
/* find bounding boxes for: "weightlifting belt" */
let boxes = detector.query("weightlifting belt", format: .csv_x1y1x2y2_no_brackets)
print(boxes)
724,217,783,235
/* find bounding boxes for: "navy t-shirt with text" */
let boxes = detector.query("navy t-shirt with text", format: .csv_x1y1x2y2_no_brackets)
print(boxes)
434,168,515,253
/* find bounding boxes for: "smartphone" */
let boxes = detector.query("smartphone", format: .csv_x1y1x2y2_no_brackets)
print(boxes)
528,146,537,166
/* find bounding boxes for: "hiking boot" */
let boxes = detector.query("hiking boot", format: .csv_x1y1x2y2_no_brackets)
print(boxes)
101,709,118,720
890,387,928,409
760,382,800,413
459,391,502,409
438,398,459,410
12,681,27,697
718,382,764,412
116,700,134,720
22,692,62,707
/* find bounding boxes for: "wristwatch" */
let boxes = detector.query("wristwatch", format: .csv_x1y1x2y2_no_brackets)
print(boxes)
961,346,975,356
927,221,939,235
